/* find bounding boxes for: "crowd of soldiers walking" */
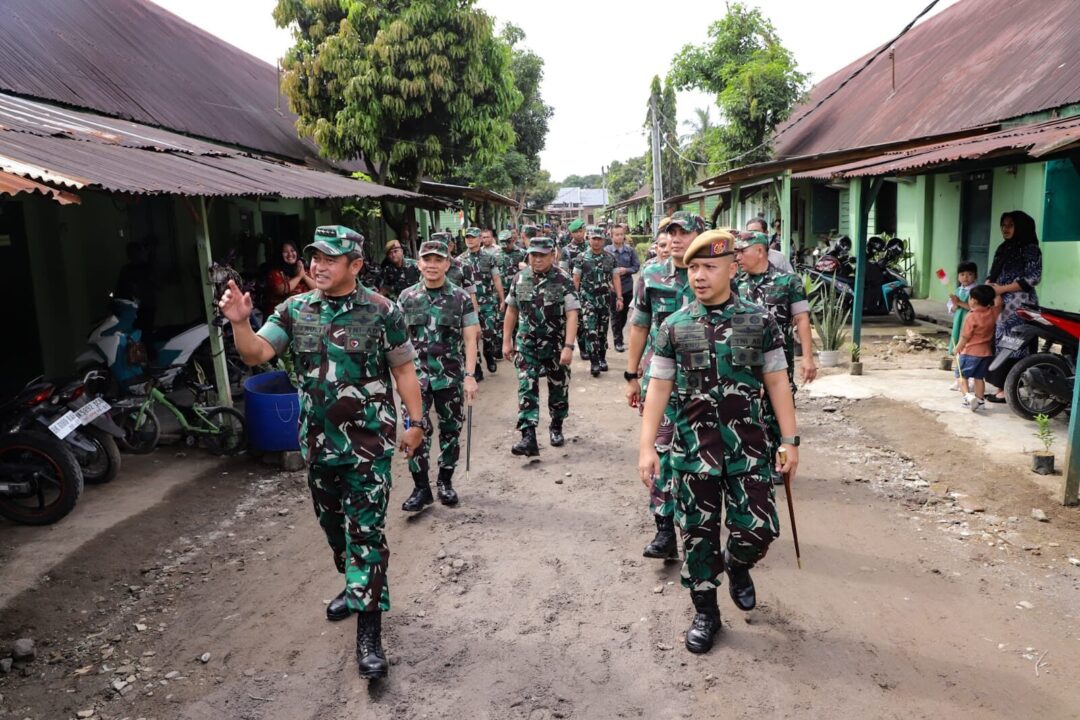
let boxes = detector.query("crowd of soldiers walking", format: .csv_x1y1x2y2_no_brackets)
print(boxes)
218,210,812,679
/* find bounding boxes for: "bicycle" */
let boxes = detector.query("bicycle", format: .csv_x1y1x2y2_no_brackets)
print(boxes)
114,368,246,456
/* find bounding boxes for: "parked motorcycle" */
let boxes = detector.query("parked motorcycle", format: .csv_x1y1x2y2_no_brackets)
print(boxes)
989,304,1080,420
0,431,84,525
76,297,210,396
801,236,916,325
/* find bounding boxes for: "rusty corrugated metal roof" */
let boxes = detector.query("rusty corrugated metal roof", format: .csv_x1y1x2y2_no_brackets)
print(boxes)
0,170,79,204
0,92,425,201
792,116,1080,180
774,0,1080,159
0,0,325,164
418,181,519,208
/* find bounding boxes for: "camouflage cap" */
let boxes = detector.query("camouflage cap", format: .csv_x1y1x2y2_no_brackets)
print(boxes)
305,225,364,259
527,236,556,254
419,239,450,258
498,229,513,242
586,225,605,239
429,231,453,243
656,216,672,232
683,229,736,263
666,211,706,234
734,231,771,251
464,226,482,237
567,218,585,232
522,224,540,239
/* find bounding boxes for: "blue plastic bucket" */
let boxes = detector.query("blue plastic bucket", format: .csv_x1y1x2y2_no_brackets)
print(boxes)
243,371,301,452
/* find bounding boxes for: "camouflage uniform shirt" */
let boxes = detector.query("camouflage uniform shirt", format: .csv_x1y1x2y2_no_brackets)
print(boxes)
456,251,499,306
496,247,527,289
630,258,694,393
506,266,581,359
559,241,588,271
380,258,421,301
257,286,416,466
572,249,616,296
646,295,787,477
397,282,479,390
734,266,810,367
446,257,477,296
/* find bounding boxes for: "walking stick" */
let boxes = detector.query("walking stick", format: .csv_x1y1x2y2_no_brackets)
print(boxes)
778,448,802,569
465,404,473,484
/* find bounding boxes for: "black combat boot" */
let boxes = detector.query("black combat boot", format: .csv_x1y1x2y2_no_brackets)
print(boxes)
436,467,459,506
598,353,609,372
326,589,351,622
724,550,757,611
401,471,433,512
474,362,484,383
642,515,678,559
580,349,590,361
685,589,721,654
549,419,565,447
590,361,601,377
356,611,388,679
486,354,498,373
511,428,540,457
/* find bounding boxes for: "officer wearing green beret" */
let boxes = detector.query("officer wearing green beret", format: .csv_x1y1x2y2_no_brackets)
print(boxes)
625,211,701,561
397,239,480,512
639,228,799,655
220,225,425,680
503,235,580,455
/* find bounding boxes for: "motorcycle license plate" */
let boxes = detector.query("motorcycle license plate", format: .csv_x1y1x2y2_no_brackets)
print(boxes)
76,397,111,425
48,411,82,439
998,335,1023,351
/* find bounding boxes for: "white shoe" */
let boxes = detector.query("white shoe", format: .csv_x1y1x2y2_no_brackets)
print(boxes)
970,398,985,413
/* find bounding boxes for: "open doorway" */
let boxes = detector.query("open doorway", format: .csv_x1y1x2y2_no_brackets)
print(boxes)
0,202,42,394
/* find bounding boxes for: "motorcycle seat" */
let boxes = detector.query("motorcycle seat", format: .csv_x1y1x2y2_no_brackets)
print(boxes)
1035,304,1080,325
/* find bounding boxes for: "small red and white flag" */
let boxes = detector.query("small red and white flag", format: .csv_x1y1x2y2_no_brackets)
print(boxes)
935,268,949,285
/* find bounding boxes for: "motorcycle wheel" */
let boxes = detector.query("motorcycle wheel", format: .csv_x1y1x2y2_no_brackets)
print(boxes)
117,407,161,454
199,407,247,456
80,425,122,484
0,432,84,525
894,296,917,325
1004,353,1071,420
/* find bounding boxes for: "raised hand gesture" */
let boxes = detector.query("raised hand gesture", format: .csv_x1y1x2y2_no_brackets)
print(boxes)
218,279,253,324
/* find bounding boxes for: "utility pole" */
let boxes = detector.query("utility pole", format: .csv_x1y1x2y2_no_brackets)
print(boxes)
650,95,664,229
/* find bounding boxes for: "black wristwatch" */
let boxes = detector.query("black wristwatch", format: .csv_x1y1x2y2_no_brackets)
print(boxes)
624,371,640,382
464,371,475,378
563,343,575,350
780,435,801,447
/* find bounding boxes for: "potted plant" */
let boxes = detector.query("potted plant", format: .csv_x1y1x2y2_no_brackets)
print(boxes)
811,276,850,368
850,343,863,375
1032,413,1055,475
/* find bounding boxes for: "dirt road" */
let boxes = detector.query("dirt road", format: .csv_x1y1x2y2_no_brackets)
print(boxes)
1,355,1079,719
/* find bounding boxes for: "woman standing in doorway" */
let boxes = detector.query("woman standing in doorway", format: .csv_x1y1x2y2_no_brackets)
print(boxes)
985,210,1042,402
263,241,315,314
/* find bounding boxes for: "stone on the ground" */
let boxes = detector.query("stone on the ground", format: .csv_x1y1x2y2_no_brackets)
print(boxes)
1068,557,1080,567
164,670,181,679
1016,600,1034,610
0,658,12,673
76,710,95,719
1031,508,1049,522
11,639,34,662
198,652,211,664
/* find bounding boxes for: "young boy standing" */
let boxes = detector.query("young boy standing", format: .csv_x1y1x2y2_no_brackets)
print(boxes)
954,284,1003,412
948,261,978,389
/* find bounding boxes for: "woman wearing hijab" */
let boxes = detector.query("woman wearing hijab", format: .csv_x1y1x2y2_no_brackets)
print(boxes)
985,210,1042,402
263,240,315,315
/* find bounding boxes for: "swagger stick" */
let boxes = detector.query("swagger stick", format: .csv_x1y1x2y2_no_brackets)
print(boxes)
778,448,802,569
465,404,473,484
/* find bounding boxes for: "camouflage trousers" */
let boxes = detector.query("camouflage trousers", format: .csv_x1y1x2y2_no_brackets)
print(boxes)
649,410,676,518
307,459,392,612
674,468,779,591
580,296,611,360
514,353,570,430
479,303,502,361
402,382,465,476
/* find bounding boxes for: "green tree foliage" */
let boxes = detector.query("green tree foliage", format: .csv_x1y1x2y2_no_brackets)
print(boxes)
560,173,603,188
669,2,807,167
644,75,687,202
606,155,648,204
273,0,519,190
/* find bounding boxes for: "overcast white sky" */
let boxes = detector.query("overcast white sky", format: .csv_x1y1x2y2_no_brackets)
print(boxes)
150,0,959,182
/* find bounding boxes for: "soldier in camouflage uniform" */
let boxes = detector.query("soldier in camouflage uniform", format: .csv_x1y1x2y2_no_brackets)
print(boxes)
220,225,425,680
624,212,700,561
495,228,528,354
397,239,480,512
503,235,580,456
639,229,799,654
573,225,623,376
458,227,505,376
559,217,588,272
378,239,421,301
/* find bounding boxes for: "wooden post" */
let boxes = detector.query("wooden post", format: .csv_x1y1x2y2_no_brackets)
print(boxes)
850,177,883,359
1065,372,1080,505
730,183,742,227
194,197,233,407
781,170,793,258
